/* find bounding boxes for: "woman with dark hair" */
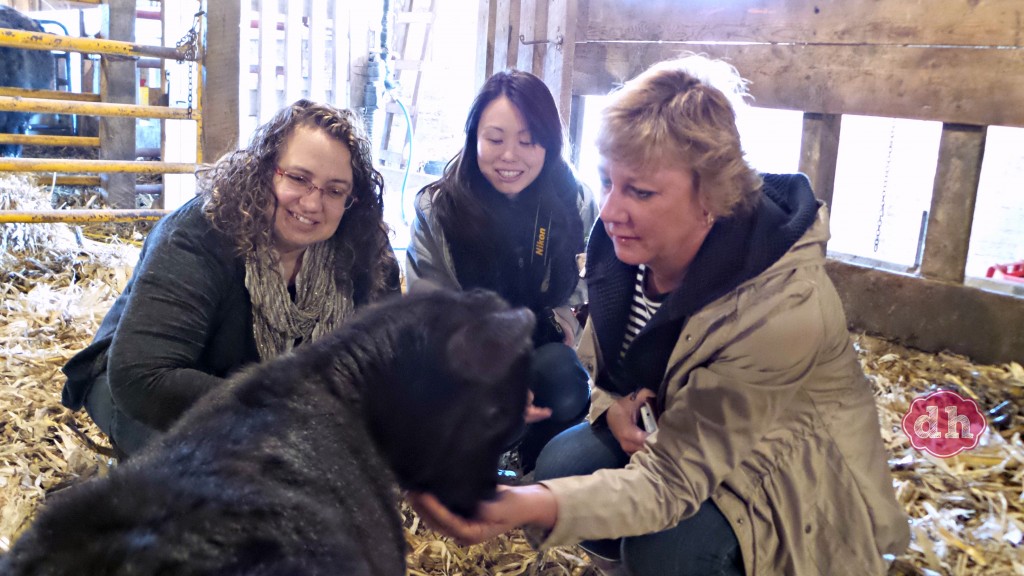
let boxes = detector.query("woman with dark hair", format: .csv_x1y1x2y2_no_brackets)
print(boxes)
406,70,596,473
62,100,400,457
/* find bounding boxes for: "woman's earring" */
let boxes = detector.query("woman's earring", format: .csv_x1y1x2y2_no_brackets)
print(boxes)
704,211,715,227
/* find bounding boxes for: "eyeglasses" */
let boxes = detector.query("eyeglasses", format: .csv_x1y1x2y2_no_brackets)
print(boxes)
274,167,358,209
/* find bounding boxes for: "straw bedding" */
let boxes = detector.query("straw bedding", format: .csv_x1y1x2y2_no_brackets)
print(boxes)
1,175,1021,575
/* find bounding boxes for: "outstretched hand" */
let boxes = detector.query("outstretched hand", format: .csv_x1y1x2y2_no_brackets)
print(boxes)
407,485,558,546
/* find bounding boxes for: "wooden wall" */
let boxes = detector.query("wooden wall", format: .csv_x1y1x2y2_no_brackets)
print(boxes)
482,0,1024,365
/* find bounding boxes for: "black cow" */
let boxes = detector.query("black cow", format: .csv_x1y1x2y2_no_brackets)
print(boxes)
0,5,56,157
0,290,534,576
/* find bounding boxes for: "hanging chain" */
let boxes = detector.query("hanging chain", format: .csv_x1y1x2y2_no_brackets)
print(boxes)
175,10,205,120
186,61,194,119
873,123,896,253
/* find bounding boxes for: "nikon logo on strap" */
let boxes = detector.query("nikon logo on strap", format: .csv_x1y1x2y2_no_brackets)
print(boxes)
534,227,547,257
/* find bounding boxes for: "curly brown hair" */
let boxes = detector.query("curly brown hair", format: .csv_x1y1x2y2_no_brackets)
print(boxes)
199,99,398,303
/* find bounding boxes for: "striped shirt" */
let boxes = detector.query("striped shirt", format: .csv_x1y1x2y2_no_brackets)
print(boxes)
620,265,666,359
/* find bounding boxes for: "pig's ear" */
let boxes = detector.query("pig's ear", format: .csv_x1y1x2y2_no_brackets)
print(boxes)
445,308,534,380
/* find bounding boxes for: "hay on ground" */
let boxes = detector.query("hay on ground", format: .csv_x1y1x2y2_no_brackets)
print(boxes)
1,175,1021,574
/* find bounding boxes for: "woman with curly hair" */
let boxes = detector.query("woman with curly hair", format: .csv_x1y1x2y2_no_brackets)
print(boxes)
405,70,596,474
62,100,400,457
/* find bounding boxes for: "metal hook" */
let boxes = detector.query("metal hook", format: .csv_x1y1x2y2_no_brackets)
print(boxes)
519,34,564,51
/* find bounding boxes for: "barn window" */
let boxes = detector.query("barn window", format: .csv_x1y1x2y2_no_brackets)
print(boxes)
828,116,942,269
966,125,1024,290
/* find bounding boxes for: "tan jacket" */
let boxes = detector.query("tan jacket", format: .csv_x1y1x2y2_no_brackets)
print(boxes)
540,206,910,575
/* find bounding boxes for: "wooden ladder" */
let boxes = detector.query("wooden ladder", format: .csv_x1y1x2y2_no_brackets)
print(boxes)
378,0,436,169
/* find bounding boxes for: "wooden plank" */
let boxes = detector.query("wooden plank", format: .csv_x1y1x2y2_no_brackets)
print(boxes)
920,124,986,283
825,259,1024,365
258,0,278,123
799,113,841,209
100,0,136,209
477,0,495,85
516,0,538,74
285,2,304,105
333,0,350,108
572,43,1024,128
579,0,1024,47
309,0,329,104
568,94,585,167
204,0,241,160
162,1,199,209
505,0,522,72
541,0,577,123
490,0,512,75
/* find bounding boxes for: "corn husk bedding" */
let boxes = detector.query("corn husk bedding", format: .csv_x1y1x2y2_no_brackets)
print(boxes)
2,176,1022,575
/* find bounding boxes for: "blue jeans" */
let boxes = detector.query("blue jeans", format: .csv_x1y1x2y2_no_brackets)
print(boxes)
84,369,159,458
534,422,744,576
513,343,591,473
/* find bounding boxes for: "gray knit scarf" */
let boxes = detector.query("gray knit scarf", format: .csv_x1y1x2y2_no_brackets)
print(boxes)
244,240,352,361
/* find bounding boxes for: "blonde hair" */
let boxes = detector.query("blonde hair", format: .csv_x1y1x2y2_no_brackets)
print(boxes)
596,54,763,218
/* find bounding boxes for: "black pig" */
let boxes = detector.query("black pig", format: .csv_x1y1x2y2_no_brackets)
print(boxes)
0,290,534,576
0,5,56,157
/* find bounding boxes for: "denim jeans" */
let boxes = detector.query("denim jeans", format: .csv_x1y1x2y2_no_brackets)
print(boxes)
534,422,744,576
511,342,591,473
84,369,159,458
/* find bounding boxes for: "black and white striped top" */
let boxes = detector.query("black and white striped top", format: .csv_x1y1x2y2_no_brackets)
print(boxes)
620,265,666,359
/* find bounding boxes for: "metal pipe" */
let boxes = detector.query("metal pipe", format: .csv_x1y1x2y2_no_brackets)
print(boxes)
0,209,171,224
0,27,192,61
0,96,200,121
0,158,196,174
49,175,102,186
0,134,99,147
0,87,101,102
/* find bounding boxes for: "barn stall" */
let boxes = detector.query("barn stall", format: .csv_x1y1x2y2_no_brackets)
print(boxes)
3,0,1024,574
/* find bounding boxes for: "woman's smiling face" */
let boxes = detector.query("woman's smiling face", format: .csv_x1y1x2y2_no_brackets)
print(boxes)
271,125,354,259
476,95,546,197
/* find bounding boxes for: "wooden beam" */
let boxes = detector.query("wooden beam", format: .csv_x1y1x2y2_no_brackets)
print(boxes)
579,0,1024,46
489,0,516,75
826,259,1024,365
541,0,578,123
204,0,241,160
309,0,329,104
572,43,1024,128
920,124,986,283
477,0,495,85
257,0,279,124
799,113,841,209
101,0,137,209
333,0,350,108
516,0,539,74
284,1,303,106
568,94,585,168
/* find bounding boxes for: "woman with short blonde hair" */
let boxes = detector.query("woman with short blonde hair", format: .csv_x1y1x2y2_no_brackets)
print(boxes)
411,55,909,576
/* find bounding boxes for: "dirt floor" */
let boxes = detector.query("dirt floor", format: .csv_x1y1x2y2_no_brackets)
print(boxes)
1,174,1022,575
